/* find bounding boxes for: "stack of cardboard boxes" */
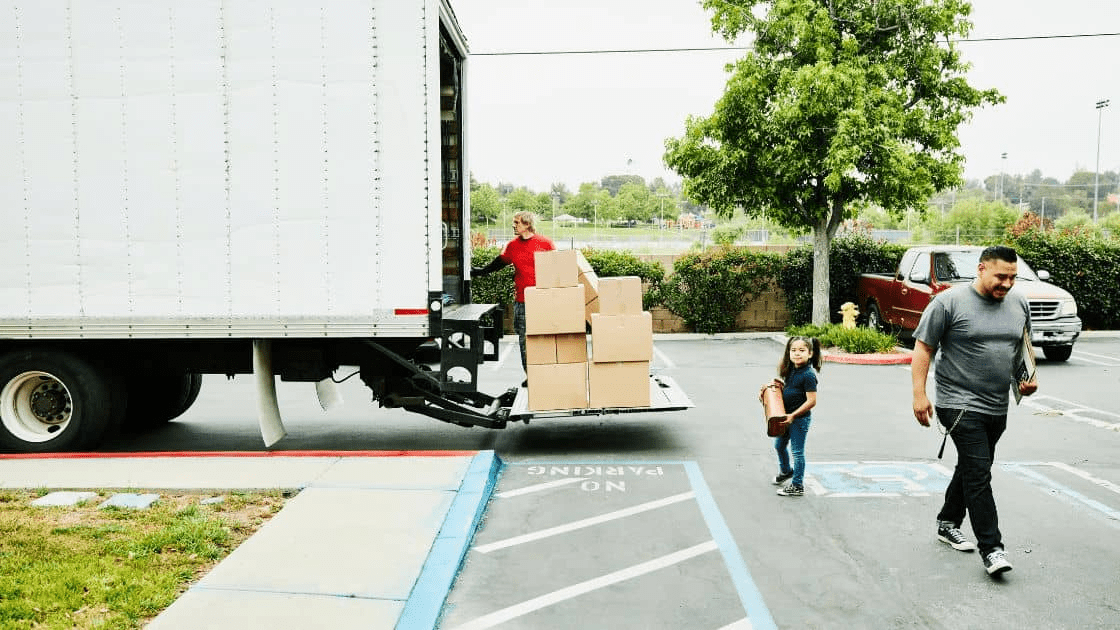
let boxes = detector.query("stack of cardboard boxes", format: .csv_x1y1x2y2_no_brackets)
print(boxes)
588,276,652,408
524,250,652,411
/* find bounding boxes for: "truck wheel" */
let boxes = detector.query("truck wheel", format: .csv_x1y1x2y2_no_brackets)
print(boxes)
0,350,113,453
124,372,203,429
1042,345,1073,362
866,303,883,332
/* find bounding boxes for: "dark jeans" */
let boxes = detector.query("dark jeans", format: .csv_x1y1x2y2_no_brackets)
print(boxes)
936,407,1007,555
513,301,527,375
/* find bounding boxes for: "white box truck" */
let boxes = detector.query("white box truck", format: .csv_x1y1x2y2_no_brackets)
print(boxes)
0,0,690,453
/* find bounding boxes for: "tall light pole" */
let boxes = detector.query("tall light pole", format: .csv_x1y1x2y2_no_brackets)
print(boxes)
999,152,1007,203
656,192,667,230
1094,99,1110,223
592,199,599,244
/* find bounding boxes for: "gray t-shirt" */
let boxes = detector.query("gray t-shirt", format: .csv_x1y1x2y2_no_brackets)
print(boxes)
913,284,1031,414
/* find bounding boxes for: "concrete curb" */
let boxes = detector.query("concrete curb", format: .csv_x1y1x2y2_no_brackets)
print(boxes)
396,451,502,630
822,350,912,365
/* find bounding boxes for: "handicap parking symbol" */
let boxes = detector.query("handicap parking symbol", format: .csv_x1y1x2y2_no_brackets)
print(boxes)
808,461,951,497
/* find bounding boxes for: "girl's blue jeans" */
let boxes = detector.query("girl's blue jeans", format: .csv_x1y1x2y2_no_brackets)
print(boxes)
775,415,812,487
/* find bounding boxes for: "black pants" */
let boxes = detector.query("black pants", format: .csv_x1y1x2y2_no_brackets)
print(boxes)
513,301,527,374
936,407,1007,555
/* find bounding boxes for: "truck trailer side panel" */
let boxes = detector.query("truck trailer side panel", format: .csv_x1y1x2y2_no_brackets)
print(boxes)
0,0,449,336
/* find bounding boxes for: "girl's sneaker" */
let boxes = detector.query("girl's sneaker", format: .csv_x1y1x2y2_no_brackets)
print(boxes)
776,483,804,497
772,471,793,485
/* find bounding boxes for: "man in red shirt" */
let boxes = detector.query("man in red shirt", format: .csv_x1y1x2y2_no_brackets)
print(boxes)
472,210,555,386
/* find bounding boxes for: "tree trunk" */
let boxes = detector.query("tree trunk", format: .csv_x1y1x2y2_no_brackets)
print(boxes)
811,204,845,326
811,220,831,326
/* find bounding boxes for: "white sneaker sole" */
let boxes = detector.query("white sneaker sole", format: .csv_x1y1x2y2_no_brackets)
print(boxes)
938,534,977,552
986,560,1013,576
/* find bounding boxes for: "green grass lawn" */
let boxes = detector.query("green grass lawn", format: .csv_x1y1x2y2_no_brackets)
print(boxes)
0,489,287,629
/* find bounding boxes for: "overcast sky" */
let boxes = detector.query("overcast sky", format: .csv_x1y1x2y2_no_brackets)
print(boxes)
449,0,1120,194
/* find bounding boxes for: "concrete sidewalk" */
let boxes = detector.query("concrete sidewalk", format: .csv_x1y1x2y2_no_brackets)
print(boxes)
0,450,501,630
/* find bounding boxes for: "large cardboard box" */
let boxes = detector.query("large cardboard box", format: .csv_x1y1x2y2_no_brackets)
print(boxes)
598,276,643,315
590,312,653,362
584,296,600,324
534,250,579,289
527,362,589,411
525,333,588,365
588,361,650,408
575,250,599,302
525,285,585,334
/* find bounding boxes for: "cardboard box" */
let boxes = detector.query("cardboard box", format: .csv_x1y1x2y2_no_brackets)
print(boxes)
588,361,650,408
598,276,643,315
525,333,588,365
525,285,585,334
534,249,579,289
575,250,599,304
590,312,653,362
584,296,600,324
527,362,589,411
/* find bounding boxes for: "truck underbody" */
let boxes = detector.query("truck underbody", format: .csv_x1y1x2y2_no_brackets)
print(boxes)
0,306,693,453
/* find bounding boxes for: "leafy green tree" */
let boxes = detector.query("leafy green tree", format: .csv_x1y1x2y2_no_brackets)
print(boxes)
563,183,614,224
923,199,1018,243
470,182,501,226
600,174,646,197
616,182,657,223
1099,210,1120,235
664,0,1002,324
1055,208,1094,233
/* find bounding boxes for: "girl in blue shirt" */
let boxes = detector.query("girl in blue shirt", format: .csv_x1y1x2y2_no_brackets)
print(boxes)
773,336,821,497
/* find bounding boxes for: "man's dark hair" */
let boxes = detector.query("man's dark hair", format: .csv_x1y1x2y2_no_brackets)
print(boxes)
979,245,1017,264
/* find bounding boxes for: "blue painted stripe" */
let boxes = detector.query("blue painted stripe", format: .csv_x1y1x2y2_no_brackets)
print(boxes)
1003,463,1120,521
684,461,778,630
396,451,503,630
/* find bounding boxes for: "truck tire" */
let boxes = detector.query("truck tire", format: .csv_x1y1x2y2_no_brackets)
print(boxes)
866,303,884,332
1042,345,1073,362
0,349,114,453
124,372,203,430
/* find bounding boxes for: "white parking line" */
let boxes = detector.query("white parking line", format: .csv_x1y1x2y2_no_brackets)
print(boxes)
1071,348,1120,363
1045,461,1120,496
1069,353,1117,366
1019,395,1120,431
495,477,587,499
1002,463,1120,524
474,491,696,553
448,541,719,630
489,341,516,371
653,344,676,369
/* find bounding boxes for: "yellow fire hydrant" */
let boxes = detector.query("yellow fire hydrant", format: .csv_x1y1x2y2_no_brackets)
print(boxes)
839,302,859,329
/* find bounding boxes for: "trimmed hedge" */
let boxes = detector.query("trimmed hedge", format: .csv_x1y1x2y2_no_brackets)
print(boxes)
786,323,899,354
656,247,783,334
1010,230,1120,330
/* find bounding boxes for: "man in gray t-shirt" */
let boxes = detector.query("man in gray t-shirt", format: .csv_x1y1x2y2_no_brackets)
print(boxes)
911,245,1037,577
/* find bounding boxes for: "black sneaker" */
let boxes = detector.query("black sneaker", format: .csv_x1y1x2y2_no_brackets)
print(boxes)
937,520,977,552
772,471,793,485
982,548,1013,576
776,483,804,497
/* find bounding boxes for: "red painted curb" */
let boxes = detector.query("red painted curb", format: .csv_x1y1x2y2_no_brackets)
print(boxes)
0,450,480,460
822,350,912,365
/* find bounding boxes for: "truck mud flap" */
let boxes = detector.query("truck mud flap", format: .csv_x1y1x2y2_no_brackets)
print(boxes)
505,374,694,422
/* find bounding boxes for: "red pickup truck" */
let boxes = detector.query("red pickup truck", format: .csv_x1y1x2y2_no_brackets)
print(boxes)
856,246,1082,361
